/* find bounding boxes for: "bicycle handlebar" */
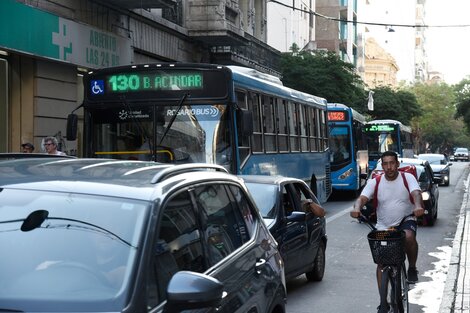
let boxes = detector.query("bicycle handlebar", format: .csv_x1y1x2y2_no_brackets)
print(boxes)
357,211,422,231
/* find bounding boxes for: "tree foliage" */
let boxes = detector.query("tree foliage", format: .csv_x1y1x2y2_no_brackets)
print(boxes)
408,83,465,153
454,78,470,130
280,49,367,111
368,86,421,125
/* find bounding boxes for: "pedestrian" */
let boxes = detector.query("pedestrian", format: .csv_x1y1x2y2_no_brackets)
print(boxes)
350,151,424,309
43,136,66,156
21,142,35,153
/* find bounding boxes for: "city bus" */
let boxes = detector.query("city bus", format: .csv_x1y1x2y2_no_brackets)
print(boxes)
327,103,368,194
364,119,414,171
67,63,332,202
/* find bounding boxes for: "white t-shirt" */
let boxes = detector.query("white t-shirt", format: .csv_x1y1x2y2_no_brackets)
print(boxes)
361,173,420,230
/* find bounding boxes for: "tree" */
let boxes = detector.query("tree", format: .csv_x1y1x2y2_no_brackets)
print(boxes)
409,82,469,154
280,49,367,111
454,78,470,131
368,86,421,125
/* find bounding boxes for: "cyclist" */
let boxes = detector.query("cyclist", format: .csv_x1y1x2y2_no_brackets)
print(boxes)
350,151,425,288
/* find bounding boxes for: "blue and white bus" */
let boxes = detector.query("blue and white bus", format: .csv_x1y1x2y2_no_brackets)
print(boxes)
327,103,368,193
67,63,332,202
364,119,414,171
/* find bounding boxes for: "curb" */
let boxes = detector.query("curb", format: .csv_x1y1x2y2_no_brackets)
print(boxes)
439,172,469,313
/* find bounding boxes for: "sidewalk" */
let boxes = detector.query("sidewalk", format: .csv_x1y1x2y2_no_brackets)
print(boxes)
439,176,470,313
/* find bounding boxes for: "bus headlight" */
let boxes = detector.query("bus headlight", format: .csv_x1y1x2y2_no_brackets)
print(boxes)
339,168,353,180
422,191,430,201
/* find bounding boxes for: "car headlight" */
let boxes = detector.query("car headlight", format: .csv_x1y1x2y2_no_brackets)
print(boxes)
422,191,430,201
339,168,353,180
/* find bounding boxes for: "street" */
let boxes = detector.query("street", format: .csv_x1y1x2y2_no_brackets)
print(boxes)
286,161,469,313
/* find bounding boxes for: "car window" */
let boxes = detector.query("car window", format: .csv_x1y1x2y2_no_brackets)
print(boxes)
228,185,256,238
195,184,250,267
244,182,278,219
148,190,205,308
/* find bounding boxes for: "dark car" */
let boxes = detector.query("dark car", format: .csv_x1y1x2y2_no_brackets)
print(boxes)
371,157,439,226
0,158,286,313
240,175,327,282
417,153,452,186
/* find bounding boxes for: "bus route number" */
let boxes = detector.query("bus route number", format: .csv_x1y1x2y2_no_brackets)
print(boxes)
107,73,203,92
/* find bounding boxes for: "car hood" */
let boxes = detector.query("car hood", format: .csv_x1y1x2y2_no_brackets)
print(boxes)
429,164,448,171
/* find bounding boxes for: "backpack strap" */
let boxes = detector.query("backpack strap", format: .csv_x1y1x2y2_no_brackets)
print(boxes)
400,172,415,204
372,175,382,210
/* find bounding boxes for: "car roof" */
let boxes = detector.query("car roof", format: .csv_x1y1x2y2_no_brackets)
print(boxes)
238,174,305,185
418,153,446,157
0,158,237,201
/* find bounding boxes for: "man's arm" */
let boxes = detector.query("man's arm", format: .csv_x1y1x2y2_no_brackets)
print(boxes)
410,190,425,217
350,195,369,218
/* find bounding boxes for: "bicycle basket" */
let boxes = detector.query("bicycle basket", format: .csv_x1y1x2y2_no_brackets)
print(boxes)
367,230,406,265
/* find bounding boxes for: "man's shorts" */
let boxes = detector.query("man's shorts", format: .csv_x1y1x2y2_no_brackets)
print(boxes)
398,219,417,234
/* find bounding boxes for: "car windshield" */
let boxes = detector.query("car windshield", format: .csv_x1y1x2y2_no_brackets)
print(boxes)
419,155,445,165
244,182,278,219
455,148,468,153
0,188,149,310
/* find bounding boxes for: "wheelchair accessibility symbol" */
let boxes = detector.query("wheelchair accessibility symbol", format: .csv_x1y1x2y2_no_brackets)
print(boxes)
91,80,104,95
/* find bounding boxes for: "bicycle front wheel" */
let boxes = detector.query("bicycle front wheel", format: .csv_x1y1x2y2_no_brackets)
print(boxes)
398,263,409,313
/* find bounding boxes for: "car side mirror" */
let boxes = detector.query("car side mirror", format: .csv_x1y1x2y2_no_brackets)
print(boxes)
163,271,223,313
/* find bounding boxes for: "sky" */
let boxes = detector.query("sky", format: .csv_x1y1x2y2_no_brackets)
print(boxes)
425,0,470,84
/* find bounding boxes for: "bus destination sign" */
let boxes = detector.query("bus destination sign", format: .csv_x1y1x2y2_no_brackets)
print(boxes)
328,111,347,121
106,72,203,92
365,124,395,132
86,68,230,101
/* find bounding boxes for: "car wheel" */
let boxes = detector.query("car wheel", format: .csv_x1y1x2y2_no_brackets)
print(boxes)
426,209,436,226
306,241,325,282
444,179,450,186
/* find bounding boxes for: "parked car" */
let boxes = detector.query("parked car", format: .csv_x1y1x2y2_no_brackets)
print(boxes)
0,158,286,313
240,175,327,282
417,153,452,186
453,147,469,161
371,157,439,226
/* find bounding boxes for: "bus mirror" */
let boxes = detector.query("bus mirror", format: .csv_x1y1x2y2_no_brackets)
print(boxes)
238,109,253,137
66,113,78,141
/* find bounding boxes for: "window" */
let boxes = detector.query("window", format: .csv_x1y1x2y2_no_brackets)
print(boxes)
148,191,204,308
308,107,318,152
263,96,277,152
194,184,249,267
278,100,289,152
250,92,263,153
288,102,300,152
236,90,251,164
228,185,256,237
299,105,308,151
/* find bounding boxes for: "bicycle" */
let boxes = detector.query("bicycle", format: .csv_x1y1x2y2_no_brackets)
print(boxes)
358,213,416,313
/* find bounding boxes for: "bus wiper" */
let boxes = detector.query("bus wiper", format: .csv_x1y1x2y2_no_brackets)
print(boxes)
1,210,136,248
158,93,189,146
0,308,24,312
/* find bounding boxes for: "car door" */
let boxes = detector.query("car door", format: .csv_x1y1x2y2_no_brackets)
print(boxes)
295,182,324,270
148,183,283,313
193,182,282,313
279,182,310,278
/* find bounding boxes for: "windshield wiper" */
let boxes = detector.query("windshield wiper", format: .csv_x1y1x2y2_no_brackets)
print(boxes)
1,210,136,248
158,93,189,146
0,308,23,312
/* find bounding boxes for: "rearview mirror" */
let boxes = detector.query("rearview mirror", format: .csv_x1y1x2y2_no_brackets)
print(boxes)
66,113,78,141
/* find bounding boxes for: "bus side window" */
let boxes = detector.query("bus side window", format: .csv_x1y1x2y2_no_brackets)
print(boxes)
249,92,263,153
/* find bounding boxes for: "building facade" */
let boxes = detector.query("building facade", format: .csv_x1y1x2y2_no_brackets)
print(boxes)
0,0,280,155
363,37,399,88
315,0,358,66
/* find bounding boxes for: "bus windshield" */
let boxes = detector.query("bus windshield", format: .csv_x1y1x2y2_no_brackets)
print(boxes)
329,126,351,164
365,129,399,160
89,103,231,166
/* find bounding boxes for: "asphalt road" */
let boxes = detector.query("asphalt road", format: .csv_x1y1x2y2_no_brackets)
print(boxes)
286,161,469,313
